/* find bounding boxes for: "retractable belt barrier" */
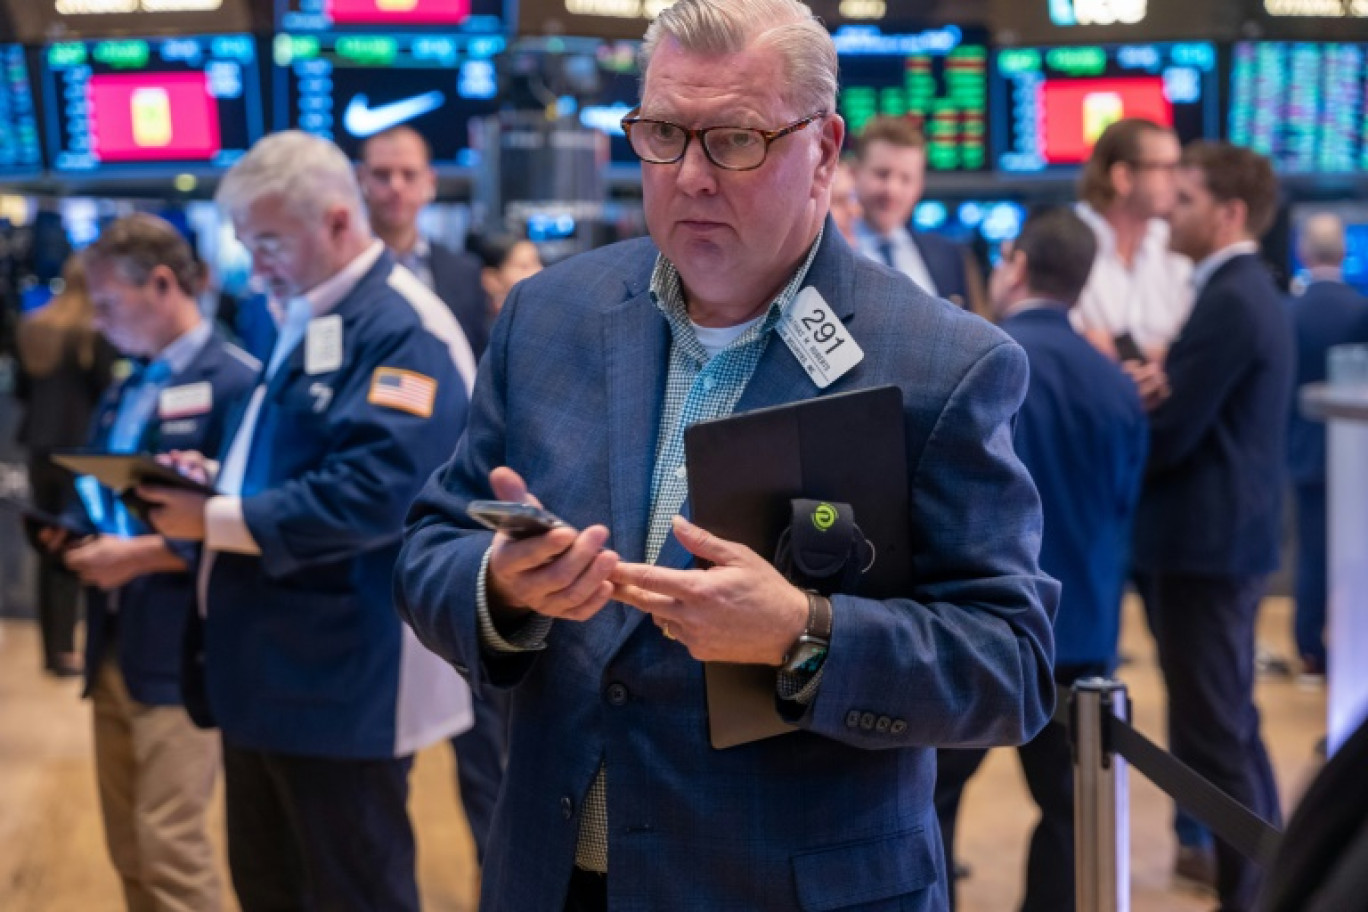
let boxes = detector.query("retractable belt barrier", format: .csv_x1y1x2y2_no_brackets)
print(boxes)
1063,678,1285,912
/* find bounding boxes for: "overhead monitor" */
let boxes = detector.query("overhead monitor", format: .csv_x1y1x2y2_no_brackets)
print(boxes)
515,0,975,40
4,0,254,43
0,44,43,177
41,35,263,175
836,25,989,172
991,41,1218,175
1229,42,1368,175
569,40,639,167
273,33,503,169
277,0,506,34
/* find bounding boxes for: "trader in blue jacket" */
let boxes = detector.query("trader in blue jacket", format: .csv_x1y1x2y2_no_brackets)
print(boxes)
1286,213,1368,679
935,207,1149,912
142,131,478,912
50,214,259,912
395,3,1057,909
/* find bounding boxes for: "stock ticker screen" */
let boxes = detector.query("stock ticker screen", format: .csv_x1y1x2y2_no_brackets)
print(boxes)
992,42,1219,175
0,44,42,177
278,0,506,33
1229,42,1368,174
835,25,989,172
42,35,263,174
274,33,503,169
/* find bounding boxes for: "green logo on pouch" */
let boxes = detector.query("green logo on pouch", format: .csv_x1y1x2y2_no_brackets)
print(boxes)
813,503,838,531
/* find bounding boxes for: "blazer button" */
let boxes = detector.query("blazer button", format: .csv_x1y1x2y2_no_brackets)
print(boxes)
860,712,876,731
605,683,630,706
876,716,892,733
890,719,908,735
561,796,574,820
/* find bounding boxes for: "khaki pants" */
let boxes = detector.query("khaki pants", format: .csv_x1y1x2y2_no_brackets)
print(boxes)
92,658,222,912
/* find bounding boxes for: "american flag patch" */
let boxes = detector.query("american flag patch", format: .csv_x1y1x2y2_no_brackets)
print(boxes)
367,368,437,418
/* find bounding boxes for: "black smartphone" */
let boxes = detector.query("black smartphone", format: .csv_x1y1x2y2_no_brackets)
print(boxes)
467,500,567,540
1114,332,1148,365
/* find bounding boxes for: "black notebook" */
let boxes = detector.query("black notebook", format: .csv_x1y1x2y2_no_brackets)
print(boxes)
684,385,912,748
49,451,216,496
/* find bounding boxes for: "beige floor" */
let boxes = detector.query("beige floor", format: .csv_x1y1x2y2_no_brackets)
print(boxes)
0,596,1325,912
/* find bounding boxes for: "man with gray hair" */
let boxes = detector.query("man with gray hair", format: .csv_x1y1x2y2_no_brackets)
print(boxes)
141,130,477,911
1287,212,1368,682
396,2,1056,910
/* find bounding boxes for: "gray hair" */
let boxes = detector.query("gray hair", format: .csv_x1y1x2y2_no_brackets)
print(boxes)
1299,212,1347,268
639,0,838,115
216,130,370,233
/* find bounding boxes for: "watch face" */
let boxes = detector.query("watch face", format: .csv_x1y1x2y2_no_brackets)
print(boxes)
788,642,830,675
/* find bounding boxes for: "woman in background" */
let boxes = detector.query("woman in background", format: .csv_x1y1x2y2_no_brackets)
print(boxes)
471,234,544,321
15,256,115,676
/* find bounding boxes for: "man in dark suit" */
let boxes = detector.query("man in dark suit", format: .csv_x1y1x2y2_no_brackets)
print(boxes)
851,115,976,308
359,125,490,358
48,214,259,911
1127,142,1294,912
935,207,1148,912
395,3,1057,909
1286,213,1368,680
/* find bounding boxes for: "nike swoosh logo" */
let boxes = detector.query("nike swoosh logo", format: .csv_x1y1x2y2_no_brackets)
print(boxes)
343,91,446,138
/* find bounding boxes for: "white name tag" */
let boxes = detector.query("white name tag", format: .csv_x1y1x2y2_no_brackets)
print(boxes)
158,381,212,419
777,287,864,389
306,315,344,376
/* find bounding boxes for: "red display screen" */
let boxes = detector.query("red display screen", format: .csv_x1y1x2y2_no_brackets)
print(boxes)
1039,77,1172,164
88,72,222,163
325,0,471,25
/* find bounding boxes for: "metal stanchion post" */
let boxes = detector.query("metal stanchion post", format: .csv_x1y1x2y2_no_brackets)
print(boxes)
1073,678,1131,912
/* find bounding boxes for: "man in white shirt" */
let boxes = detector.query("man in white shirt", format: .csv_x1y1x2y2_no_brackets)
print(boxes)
851,116,973,308
1073,118,1194,364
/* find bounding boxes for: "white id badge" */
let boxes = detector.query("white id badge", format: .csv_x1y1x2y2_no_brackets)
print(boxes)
305,315,344,375
777,287,864,388
159,381,213,419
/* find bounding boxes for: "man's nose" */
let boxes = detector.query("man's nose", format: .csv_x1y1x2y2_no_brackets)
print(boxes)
675,139,719,197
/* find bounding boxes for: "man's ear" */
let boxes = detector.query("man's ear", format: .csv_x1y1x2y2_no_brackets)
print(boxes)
813,113,847,197
1109,161,1133,200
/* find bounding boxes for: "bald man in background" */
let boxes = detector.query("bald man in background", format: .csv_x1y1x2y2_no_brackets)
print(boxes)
1286,213,1368,683
359,126,491,359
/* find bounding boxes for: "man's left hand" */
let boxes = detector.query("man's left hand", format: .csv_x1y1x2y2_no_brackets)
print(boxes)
138,486,210,541
611,516,809,665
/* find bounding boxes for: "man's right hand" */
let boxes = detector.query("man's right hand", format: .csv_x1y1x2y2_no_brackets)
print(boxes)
156,450,215,486
485,467,619,624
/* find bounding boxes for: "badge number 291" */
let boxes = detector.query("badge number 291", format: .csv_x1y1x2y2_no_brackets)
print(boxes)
781,287,864,389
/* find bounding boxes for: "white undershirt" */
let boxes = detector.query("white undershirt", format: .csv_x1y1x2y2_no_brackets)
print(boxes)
1071,204,1195,352
691,314,765,358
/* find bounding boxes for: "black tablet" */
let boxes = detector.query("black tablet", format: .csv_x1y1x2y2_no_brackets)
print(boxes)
48,451,216,496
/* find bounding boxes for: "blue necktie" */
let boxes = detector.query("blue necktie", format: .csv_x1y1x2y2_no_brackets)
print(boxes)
83,359,174,536
235,298,312,498
876,238,897,268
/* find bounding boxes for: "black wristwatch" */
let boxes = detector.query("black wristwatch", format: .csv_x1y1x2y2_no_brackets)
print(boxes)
782,591,833,674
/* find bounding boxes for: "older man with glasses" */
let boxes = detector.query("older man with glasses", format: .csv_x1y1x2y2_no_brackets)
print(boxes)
396,2,1058,910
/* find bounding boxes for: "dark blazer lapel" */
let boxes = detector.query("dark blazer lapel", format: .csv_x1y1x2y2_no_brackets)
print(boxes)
733,221,857,416
601,272,671,651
